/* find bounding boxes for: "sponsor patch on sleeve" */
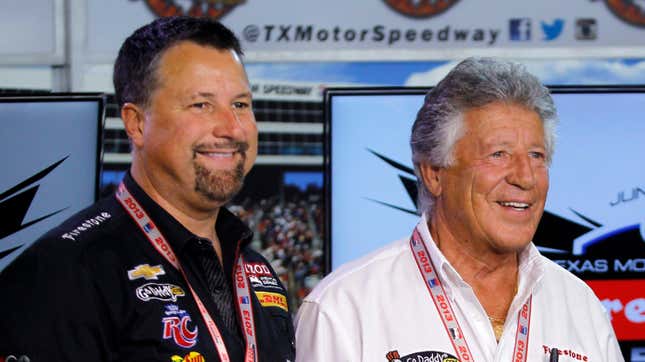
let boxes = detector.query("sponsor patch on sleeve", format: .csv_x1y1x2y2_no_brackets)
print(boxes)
254,291,288,312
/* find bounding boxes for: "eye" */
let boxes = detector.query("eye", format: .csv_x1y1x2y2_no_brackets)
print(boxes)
233,101,250,110
491,150,505,158
190,102,212,111
529,151,546,160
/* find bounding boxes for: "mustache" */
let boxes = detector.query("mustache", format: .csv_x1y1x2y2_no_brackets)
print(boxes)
193,140,249,154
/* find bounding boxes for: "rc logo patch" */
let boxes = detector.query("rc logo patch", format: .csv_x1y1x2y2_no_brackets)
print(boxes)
128,264,165,280
162,304,198,348
386,349,459,362
136,283,185,302
255,291,288,312
171,351,205,362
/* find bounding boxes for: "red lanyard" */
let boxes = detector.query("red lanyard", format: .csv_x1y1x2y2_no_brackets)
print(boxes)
116,182,258,362
409,227,532,362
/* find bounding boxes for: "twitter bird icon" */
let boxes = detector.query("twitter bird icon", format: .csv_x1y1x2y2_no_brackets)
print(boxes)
541,19,564,41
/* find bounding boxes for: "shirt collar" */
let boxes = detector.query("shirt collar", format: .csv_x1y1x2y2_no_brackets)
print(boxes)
415,213,545,298
122,172,253,256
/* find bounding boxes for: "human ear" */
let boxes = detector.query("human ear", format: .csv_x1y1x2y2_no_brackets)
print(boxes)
419,162,442,197
121,103,146,149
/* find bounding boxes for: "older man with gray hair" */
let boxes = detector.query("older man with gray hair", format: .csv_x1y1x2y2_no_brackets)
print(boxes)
295,57,623,362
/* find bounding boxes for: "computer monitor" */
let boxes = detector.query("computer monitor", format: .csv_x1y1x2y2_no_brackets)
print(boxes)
324,86,645,351
0,95,105,272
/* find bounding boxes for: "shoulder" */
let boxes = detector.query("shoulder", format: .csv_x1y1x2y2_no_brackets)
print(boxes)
536,255,609,318
304,238,410,304
45,195,125,245
2,196,128,278
539,255,598,295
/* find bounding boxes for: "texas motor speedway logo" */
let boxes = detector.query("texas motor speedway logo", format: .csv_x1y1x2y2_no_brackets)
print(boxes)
242,24,500,46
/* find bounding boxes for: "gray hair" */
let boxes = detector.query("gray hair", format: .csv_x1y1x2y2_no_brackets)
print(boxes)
410,57,558,215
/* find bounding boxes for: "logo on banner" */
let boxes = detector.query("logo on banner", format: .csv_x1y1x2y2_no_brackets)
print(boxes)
576,18,598,40
541,19,564,41
587,279,645,340
162,304,199,348
128,264,166,281
383,0,460,18
604,0,645,27
139,0,244,20
509,18,532,41
386,349,458,362
171,351,205,362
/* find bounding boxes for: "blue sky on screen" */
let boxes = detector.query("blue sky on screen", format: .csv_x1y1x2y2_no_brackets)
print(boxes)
246,58,645,86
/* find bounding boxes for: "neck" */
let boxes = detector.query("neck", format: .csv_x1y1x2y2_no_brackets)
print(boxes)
428,213,519,320
130,163,220,244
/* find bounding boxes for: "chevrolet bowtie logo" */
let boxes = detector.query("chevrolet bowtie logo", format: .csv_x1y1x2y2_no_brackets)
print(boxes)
128,264,166,281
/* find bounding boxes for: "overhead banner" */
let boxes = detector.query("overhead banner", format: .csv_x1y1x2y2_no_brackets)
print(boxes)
0,0,63,64
86,0,645,61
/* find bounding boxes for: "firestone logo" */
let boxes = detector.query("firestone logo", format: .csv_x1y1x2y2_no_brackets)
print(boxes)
383,0,460,18
139,0,245,20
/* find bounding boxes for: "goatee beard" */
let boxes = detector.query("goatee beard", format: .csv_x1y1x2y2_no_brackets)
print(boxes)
193,159,245,204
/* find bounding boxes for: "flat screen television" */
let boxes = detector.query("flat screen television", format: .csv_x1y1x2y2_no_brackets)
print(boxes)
0,95,105,273
324,86,645,358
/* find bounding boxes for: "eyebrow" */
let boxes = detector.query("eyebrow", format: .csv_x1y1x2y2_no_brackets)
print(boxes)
189,91,253,100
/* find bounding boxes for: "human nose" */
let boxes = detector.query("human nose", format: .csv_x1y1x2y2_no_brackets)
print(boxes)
211,106,246,140
507,153,536,190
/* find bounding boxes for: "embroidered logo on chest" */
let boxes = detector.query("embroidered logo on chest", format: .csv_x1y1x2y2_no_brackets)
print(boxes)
162,304,199,349
386,349,459,362
136,283,185,302
128,264,165,280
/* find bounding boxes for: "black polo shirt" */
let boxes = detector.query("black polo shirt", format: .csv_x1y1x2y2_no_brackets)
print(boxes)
0,173,295,362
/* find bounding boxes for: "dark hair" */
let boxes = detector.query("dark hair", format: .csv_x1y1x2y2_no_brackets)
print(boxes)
410,57,557,214
113,16,243,109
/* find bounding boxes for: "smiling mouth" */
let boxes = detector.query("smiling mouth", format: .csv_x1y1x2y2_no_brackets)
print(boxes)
193,141,248,160
196,150,237,158
497,201,531,210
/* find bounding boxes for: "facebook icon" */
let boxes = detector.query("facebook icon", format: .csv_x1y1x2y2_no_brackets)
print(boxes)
510,18,531,41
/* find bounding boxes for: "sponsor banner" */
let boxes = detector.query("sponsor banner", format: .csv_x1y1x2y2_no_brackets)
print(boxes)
0,0,63,63
84,0,645,61
586,280,645,340
250,80,326,102
255,291,288,312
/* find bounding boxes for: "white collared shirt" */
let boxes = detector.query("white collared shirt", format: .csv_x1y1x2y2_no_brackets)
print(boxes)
295,216,624,362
